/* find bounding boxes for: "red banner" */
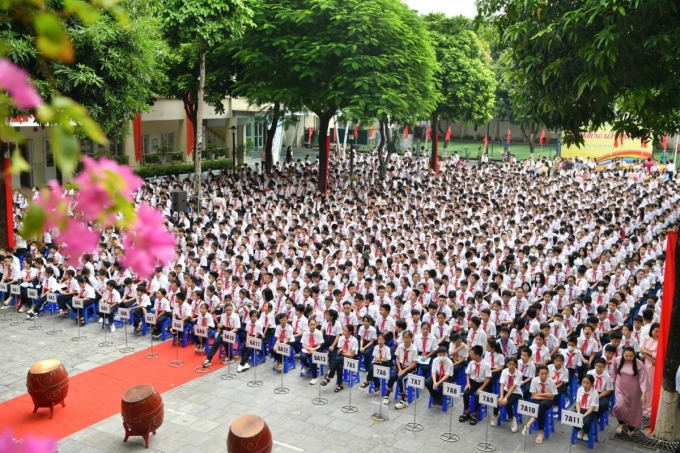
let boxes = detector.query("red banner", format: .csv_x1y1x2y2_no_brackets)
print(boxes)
369,125,375,138
353,125,359,140
403,125,408,139
133,113,142,162
186,115,194,156
445,126,451,141
650,231,676,433
308,127,313,143
3,158,14,248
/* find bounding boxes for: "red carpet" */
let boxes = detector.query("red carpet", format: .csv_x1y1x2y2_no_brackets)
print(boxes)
0,340,226,440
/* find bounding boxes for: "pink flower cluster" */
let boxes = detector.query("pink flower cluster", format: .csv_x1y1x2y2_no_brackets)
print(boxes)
0,430,56,453
0,59,42,109
34,158,174,277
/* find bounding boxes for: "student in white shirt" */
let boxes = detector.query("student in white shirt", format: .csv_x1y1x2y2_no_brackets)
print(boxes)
204,302,241,367
237,309,263,372
383,330,418,410
575,374,599,441
425,346,454,406
169,292,192,339
523,364,558,443
96,279,121,332
299,318,325,384
271,313,294,370
193,302,215,352
460,344,492,425
151,288,171,338
321,324,358,392
491,356,523,432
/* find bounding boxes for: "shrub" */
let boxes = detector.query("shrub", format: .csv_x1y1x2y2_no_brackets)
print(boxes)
134,159,233,179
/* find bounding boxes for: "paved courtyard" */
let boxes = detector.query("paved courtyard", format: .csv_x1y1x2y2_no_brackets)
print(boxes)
0,315,647,453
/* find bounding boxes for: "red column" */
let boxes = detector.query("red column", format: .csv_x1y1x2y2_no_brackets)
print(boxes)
186,115,195,156
133,113,142,162
3,158,14,247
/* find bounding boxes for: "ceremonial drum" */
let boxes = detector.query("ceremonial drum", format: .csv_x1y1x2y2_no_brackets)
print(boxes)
26,359,69,419
121,384,164,449
227,414,273,453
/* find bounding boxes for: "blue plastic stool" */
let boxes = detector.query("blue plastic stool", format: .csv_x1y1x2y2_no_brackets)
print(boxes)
568,377,578,406
456,372,466,387
343,369,360,386
272,347,296,373
498,401,521,426
571,422,598,449
428,394,451,412
530,408,555,438
249,341,268,366
598,411,609,431
609,392,615,410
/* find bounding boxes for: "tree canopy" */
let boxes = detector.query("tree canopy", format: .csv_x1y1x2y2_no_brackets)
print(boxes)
477,0,680,145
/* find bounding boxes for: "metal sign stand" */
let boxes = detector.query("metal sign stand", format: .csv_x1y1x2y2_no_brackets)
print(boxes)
220,332,236,380
0,286,8,324
194,333,209,374
98,304,112,347
145,314,159,359
476,392,497,452
247,338,263,387
441,383,461,441
273,344,290,394
341,372,358,413
8,286,22,326
169,320,184,366
27,293,41,331
119,310,134,353
311,352,328,405
46,293,61,335
71,299,86,341
404,375,424,432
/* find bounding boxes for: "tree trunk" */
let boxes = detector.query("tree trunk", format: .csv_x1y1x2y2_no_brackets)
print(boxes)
520,122,539,159
194,37,205,204
430,112,439,173
377,115,388,181
264,102,280,173
652,230,680,440
316,112,332,193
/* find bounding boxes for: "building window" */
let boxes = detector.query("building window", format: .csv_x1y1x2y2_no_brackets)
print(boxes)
108,138,125,156
44,139,54,167
161,132,174,151
81,139,95,156
142,134,149,155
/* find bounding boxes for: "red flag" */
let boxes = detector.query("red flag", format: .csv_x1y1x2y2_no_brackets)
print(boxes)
507,128,511,143
369,125,375,138
403,125,409,138
308,127,313,143
662,135,668,150
651,231,677,432
613,138,618,148
539,129,545,145
426,126,431,141
353,125,359,140
641,138,648,148
333,128,337,142
619,135,624,146
483,135,488,149
445,126,451,141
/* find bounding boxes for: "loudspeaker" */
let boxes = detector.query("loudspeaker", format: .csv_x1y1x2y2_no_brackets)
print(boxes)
171,191,187,212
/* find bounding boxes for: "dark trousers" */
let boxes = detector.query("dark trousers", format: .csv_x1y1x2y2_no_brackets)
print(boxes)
425,375,452,399
153,313,170,334
597,395,610,416
58,294,73,311
536,399,553,430
132,307,146,328
493,392,521,418
193,327,212,346
98,305,116,324
300,351,318,378
463,380,484,414
387,369,412,398
580,408,597,433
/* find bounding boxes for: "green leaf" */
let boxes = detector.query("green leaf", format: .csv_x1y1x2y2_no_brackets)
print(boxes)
21,205,46,241
64,0,101,25
51,126,80,175
9,148,30,174
34,13,74,63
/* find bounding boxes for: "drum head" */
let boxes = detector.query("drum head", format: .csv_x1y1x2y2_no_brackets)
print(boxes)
29,359,61,374
230,414,265,439
122,384,155,403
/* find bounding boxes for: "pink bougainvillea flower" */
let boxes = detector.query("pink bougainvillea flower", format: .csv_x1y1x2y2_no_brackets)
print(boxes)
0,430,57,453
121,204,174,277
0,59,43,109
54,219,100,266
34,181,69,229
73,157,143,223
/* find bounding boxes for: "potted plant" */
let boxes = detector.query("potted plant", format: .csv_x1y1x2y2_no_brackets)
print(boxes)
235,143,246,165
206,142,218,160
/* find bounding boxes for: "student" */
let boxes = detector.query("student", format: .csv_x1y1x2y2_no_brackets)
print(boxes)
529,333,550,366
561,336,584,384
203,302,241,367
272,313,294,370
237,309,263,372
448,333,469,382
28,267,58,318
358,315,377,387
484,338,505,384
491,356,523,432
467,316,488,349
414,322,437,377
587,357,613,417
383,330,418,410
299,318,325,384
523,364,557,443
459,344,491,426
548,353,569,412
259,301,276,348
132,285,151,334
169,292,191,340
425,346,453,405
322,324,358,392
194,302,215,352
575,374,599,441
578,325,600,375
320,308,342,352
363,333,391,392
518,347,536,400
151,288,171,339
498,327,518,357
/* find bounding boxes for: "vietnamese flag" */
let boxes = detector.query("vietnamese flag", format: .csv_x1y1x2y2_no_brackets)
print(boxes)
333,127,338,142
507,128,511,143
369,125,375,138
445,126,451,141
613,138,618,148
308,127,313,143
641,138,648,148
662,135,668,150
539,129,545,145
483,135,488,149
619,135,624,147
353,125,359,139
426,126,431,141
403,125,409,138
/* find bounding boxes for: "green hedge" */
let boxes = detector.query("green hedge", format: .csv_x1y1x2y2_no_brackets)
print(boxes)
134,159,233,179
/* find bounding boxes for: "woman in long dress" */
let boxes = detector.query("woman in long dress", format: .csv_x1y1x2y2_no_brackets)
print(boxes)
613,346,650,436
640,323,659,415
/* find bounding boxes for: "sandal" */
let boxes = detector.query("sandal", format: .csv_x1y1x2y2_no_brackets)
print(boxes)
469,416,478,426
459,413,471,423
360,381,370,389
616,424,624,435
334,385,344,393
320,378,330,386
